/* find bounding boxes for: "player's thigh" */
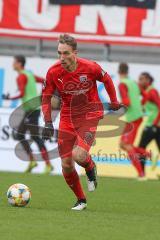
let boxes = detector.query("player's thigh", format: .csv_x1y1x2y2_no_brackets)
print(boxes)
15,116,28,140
139,127,154,148
61,156,75,171
121,118,142,145
130,118,142,141
58,123,76,158
121,123,134,145
32,135,45,149
28,110,40,136
75,118,99,152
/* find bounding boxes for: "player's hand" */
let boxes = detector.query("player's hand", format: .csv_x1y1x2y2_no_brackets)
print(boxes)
2,93,10,100
108,102,123,111
42,122,54,140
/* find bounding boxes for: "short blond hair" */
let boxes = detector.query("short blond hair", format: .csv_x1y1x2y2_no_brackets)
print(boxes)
58,34,77,50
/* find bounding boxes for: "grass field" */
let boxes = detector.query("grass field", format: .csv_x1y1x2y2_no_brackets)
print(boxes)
0,172,160,240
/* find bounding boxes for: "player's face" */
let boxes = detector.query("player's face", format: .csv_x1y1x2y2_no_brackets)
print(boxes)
138,74,149,89
57,43,77,70
13,59,22,71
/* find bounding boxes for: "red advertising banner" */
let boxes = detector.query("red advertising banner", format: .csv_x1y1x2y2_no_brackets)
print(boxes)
0,0,160,46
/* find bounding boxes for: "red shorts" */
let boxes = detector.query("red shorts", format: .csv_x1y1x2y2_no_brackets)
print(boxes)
58,116,99,158
121,118,142,145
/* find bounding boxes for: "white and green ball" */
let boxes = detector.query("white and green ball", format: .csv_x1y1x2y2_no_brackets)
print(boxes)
7,183,31,207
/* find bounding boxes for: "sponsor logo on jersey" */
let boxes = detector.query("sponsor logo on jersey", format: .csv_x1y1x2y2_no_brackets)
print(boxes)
84,131,94,144
79,75,87,82
63,80,93,95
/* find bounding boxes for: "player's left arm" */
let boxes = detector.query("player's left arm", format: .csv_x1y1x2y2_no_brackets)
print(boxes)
34,75,45,84
119,83,130,107
148,89,160,126
95,63,121,110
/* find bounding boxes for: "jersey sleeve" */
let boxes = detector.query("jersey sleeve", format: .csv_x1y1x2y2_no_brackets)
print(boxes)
119,83,130,106
9,74,27,100
94,62,105,82
148,89,160,126
94,63,119,103
34,75,45,84
42,69,56,123
148,89,160,105
139,87,148,105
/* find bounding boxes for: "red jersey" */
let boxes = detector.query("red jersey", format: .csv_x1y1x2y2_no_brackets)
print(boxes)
42,57,118,122
142,87,160,126
119,83,130,107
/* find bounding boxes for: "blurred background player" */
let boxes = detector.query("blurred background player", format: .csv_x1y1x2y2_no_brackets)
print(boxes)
138,72,160,172
118,63,150,180
2,55,53,174
42,34,121,210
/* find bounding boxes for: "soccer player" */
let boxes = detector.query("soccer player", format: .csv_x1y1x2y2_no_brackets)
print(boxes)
118,63,150,179
138,72,160,170
2,55,53,174
41,34,121,210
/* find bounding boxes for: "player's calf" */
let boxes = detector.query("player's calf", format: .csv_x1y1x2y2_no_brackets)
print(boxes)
86,163,97,192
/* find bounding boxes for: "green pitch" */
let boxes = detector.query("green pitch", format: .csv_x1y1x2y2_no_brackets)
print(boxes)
0,172,160,240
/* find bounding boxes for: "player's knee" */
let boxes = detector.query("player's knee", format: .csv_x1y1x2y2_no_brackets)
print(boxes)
120,141,126,150
120,141,132,152
72,147,87,163
32,136,44,148
61,158,74,173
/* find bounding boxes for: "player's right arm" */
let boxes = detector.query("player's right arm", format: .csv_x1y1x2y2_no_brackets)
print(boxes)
2,74,27,100
42,69,57,140
42,69,56,123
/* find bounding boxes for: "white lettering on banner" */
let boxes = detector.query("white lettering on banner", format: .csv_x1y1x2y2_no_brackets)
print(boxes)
0,0,3,22
19,0,60,30
142,1,160,36
75,6,127,34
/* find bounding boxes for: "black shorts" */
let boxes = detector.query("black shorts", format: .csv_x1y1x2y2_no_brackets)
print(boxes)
12,110,40,140
139,126,160,150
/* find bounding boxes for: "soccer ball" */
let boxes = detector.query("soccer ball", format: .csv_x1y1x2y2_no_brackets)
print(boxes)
7,183,31,207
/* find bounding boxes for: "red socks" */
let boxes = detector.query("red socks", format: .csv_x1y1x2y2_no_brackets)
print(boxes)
78,155,95,172
62,156,94,200
128,149,144,177
62,169,86,200
134,147,151,159
41,147,50,165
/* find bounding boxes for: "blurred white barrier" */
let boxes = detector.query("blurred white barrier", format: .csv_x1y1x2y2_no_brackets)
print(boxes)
0,56,159,175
